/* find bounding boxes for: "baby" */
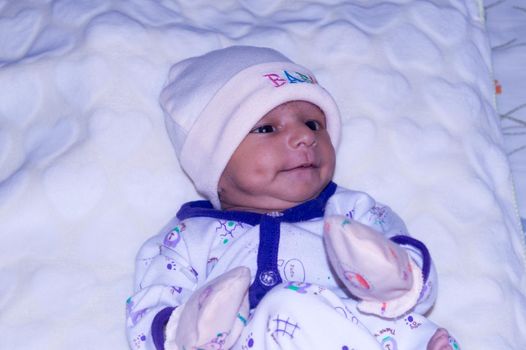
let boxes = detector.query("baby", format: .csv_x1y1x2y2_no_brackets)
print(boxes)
126,46,459,350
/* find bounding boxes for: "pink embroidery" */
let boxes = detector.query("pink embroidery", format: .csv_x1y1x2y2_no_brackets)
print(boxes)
264,73,287,87
381,302,387,315
263,70,317,87
344,271,372,290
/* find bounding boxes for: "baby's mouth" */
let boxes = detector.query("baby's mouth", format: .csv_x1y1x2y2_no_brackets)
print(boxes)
285,162,317,171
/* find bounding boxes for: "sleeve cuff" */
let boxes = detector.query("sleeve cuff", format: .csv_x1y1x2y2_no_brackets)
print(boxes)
151,307,176,350
390,235,431,283
357,258,424,318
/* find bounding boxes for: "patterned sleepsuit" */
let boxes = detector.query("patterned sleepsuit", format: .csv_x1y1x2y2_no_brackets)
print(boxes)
126,182,442,350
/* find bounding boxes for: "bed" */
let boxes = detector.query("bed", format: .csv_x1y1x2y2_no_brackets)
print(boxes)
485,0,526,235
1,0,525,349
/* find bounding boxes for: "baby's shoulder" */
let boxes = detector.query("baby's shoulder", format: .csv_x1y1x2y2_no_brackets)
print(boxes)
153,213,223,241
332,185,373,199
328,186,407,234
327,186,378,214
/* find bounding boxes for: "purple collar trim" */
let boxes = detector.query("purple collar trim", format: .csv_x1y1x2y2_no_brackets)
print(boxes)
177,181,337,308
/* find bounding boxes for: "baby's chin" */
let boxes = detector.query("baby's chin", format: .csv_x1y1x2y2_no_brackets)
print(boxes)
220,189,323,213
260,184,328,211
218,178,332,213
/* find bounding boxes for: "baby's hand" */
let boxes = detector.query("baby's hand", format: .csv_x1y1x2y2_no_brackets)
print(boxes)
323,216,423,318
164,266,251,350
427,328,460,350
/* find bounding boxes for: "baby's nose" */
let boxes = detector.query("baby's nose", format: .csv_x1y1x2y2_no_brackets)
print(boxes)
289,124,316,148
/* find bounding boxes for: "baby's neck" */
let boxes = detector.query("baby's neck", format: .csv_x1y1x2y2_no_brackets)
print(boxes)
218,183,332,214
220,204,286,214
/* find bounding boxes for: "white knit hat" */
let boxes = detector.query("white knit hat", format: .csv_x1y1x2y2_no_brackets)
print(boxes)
160,45,341,209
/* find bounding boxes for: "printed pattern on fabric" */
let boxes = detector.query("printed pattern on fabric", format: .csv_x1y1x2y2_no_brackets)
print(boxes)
233,280,444,350
233,282,382,350
126,186,438,350
216,220,244,245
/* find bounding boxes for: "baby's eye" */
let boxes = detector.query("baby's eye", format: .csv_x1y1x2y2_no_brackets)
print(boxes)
250,125,276,134
305,120,322,131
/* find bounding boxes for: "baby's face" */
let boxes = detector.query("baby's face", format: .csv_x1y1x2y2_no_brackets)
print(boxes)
218,101,335,212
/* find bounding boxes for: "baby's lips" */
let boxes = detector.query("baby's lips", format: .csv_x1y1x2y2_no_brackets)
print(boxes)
283,162,315,171
285,151,319,169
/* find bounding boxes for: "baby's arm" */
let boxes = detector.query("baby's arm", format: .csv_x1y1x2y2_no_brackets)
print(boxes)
127,221,250,350
126,222,198,350
324,190,438,317
164,266,250,350
324,216,423,318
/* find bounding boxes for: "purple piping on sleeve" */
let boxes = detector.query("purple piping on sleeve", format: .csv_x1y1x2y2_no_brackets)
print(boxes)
151,306,176,350
390,235,431,283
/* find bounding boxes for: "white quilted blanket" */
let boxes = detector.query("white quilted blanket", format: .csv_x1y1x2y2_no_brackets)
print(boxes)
1,0,525,349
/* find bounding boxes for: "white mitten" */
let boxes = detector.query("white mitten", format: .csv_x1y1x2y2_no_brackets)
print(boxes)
324,216,423,318
164,266,251,350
